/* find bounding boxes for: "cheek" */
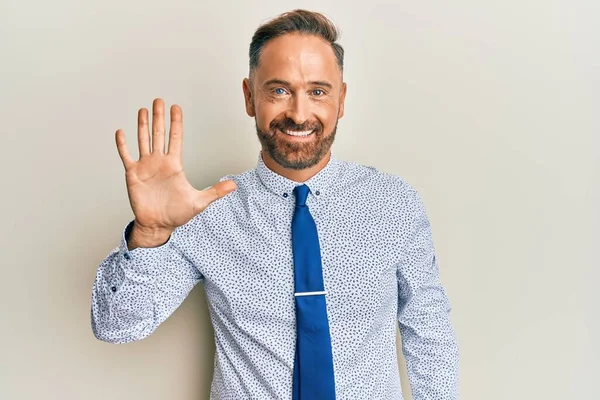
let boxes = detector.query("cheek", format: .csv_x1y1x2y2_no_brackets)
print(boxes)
256,111,276,131
256,103,288,130
317,103,340,128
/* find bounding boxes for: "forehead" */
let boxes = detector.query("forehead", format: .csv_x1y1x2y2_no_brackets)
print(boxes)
255,33,341,84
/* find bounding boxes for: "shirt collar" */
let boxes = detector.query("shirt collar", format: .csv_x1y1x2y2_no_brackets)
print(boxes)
255,150,340,202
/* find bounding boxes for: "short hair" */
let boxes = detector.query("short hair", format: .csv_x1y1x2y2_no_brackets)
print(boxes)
248,9,344,77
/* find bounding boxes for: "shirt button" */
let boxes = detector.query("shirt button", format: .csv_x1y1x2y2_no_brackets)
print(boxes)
111,286,117,293
283,193,289,198
123,252,131,260
315,190,320,196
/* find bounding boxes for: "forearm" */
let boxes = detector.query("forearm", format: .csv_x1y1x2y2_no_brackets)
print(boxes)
91,221,202,344
91,250,158,343
399,291,460,399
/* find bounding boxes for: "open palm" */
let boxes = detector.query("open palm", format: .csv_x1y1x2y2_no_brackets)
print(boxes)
115,98,237,233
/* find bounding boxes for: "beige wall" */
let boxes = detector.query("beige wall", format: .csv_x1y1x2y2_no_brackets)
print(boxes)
1,0,598,399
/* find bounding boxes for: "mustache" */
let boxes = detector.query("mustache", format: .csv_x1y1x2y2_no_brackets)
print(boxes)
269,118,322,133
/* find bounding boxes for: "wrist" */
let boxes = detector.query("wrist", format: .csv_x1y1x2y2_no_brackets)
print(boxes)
127,221,173,250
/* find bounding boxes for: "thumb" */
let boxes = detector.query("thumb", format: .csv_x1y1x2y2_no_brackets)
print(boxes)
194,179,238,213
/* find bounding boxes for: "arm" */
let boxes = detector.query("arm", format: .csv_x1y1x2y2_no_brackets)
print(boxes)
91,98,236,343
91,99,237,343
396,188,460,399
91,220,203,344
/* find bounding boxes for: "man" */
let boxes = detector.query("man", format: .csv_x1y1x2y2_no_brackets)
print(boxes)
91,9,460,400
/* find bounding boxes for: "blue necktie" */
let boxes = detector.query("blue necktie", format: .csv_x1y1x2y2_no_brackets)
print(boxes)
291,184,336,400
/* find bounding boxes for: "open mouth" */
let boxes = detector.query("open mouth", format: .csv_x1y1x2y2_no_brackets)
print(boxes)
280,129,315,137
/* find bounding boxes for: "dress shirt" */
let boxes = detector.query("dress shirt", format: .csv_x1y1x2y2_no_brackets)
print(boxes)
91,151,460,399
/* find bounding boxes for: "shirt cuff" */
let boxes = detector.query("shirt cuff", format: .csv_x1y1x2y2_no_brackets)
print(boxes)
117,220,174,260
107,220,175,295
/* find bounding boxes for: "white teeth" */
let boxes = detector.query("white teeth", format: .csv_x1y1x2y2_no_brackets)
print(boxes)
284,130,313,137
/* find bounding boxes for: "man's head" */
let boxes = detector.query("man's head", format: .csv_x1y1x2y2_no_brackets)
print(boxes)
243,10,347,170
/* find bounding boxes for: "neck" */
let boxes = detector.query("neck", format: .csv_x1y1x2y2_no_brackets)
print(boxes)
261,150,331,182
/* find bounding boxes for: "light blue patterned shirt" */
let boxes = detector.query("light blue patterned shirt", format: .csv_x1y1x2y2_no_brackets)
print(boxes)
91,151,460,399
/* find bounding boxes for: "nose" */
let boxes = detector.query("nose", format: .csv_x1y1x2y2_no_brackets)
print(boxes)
285,93,311,125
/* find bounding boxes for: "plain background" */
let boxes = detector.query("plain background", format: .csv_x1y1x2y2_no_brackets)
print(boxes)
1,0,598,399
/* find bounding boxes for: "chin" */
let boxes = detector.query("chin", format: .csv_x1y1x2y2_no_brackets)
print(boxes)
268,146,330,170
256,122,337,170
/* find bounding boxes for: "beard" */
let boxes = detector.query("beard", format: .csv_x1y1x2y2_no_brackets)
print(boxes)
255,116,338,170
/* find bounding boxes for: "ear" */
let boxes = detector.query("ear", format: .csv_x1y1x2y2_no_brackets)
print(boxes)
338,82,347,119
242,78,255,117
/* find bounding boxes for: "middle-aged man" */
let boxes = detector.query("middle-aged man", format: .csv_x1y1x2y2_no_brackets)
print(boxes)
91,9,460,400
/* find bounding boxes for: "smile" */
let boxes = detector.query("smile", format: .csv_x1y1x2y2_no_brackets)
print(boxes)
283,129,314,137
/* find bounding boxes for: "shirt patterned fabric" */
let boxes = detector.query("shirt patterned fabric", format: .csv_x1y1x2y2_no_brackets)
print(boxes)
91,151,460,399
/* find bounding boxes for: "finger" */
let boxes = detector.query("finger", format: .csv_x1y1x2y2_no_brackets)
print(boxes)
167,104,183,157
194,180,238,212
115,129,134,169
151,98,165,154
137,108,150,157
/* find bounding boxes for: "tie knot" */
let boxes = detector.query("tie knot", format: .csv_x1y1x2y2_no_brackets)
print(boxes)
293,184,310,206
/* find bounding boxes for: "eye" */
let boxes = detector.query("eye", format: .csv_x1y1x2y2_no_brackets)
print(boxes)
274,88,287,95
312,89,325,96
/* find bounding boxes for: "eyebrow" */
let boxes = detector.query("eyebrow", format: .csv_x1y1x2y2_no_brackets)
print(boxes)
263,79,333,89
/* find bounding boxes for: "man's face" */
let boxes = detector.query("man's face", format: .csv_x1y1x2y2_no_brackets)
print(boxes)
243,33,347,170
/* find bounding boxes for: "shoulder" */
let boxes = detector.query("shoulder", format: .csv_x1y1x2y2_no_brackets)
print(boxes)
182,167,257,231
335,158,425,209
218,167,258,199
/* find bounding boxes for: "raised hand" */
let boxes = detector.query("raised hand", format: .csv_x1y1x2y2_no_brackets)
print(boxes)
115,98,237,248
